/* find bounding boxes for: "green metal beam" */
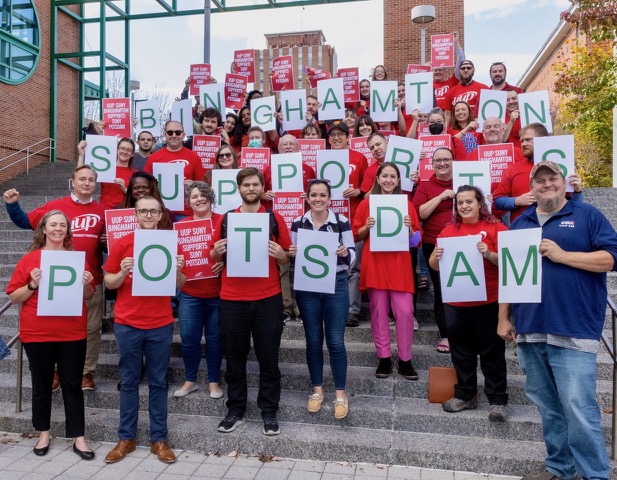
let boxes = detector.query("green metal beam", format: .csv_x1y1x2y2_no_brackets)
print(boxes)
57,5,83,22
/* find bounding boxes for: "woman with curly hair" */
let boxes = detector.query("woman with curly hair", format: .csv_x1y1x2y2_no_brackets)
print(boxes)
429,185,509,421
120,172,174,229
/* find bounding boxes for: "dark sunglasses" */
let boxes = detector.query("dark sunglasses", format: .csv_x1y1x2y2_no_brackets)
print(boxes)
165,130,183,136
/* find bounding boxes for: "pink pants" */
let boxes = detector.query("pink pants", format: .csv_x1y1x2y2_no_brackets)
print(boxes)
367,289,414,361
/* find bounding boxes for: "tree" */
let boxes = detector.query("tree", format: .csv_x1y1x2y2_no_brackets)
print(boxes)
553,1,617,186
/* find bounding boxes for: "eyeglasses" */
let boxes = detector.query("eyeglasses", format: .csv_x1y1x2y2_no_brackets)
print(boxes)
118,147,133,153
329,132,346,138
165,130,184,136
459,66,473,71
136,209,162,217
432,158,453,164
218,153,233,159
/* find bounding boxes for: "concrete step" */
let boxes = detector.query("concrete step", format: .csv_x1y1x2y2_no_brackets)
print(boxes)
0,400,555,477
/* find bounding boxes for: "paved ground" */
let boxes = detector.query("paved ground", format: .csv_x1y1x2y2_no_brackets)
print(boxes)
0,431,521,480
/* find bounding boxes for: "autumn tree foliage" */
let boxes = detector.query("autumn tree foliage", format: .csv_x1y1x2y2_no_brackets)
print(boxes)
553,1,617,186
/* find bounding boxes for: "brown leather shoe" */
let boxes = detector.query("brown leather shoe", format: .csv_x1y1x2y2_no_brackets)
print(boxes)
104,439,136,463
150,440,176,463
52,371,60,392
81,373,95,391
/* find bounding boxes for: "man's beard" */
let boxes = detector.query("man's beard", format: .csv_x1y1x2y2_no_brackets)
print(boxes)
537,196,563,213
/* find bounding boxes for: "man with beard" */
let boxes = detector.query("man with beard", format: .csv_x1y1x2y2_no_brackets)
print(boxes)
493,123,583,222
498,161,617,480
443,60,489,124
211,168,291,436
132,131,155,171
488,62,523,93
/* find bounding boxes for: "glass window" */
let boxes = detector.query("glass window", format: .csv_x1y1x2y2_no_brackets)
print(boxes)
0,0,40,84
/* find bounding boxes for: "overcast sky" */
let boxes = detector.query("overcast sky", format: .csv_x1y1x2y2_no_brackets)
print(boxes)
83,0,571,102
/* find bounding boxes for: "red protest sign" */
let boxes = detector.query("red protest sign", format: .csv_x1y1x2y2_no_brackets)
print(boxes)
420,134,451,159
303,66,331,89
192,135,221,171
173,219,216,281
271,55,294,92
240,147,270,171
225,73,247,110
417,122,430,137
478,143,515,191
431,34,455,68
407,64,432,74
105,209,139,254
337,67,359,102
349,136,373,165
190,64,211,96
102,98,131,138
329,199,350,219
233,50,255,83
273,193,304,230
419,158,434,181
298,139,325,173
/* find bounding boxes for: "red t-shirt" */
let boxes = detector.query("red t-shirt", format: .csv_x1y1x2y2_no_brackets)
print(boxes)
178,213,222,298
505,114,522,150
100,165,136,210
438,220,508,306
144,147,207,216
434,75,459,110
27,196,106,284
360,159,382,194
103,231,175,329
492,158,534,222
491,82,524,94
443,81,490,115
213,206,292,301
352,197,421,293
7,250,88,343
412,174,454,245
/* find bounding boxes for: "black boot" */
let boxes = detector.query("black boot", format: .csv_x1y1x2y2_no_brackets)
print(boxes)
375,357,393,378
397,359,418,380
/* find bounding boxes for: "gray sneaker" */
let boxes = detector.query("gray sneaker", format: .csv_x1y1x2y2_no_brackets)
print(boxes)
442,396,477,413
488,404,508,422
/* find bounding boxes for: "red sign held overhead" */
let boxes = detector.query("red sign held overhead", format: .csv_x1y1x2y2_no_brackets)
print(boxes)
431,34,454,68
303,66,331,89
190,64,211,96
271,55,295,92
102,98,131,139
337,67,359,103
233,50,255,83
225,74,247,110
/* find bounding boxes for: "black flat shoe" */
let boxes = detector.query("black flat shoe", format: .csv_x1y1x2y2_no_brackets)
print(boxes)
33,443,49,456
73,443,95,460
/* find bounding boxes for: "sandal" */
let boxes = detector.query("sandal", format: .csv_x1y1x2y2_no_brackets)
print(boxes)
418,276,430,291
436,338,450,354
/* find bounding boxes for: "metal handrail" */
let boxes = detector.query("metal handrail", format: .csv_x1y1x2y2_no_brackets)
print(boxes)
0,138,56,175
602,295,617,460
0,300,22,413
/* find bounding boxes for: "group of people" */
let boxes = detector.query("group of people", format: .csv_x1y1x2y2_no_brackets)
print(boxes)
2,55,616,480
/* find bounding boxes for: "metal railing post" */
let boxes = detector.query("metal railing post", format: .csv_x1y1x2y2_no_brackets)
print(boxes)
15,340,23,414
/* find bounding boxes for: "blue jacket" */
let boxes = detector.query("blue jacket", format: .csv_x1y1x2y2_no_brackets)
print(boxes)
510,201,617,340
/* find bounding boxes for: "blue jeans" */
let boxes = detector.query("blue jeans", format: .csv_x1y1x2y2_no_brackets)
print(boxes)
296,271,349,390
114,322,173,442
518,342,610,480
178,292,222,383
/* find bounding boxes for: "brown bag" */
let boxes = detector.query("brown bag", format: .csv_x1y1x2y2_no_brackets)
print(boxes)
428,366,457,403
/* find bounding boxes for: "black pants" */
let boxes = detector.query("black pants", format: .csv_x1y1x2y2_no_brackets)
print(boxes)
444,303,508,405
219,293,284,418
23,339,87,437
422,242,446,338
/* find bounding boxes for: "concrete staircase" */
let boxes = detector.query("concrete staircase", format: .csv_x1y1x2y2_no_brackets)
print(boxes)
0,162,616,477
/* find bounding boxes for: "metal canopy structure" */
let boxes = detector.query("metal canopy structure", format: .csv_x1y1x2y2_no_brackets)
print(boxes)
50,0,364,161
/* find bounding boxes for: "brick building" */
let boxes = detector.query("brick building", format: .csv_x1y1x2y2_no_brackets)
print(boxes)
254,30,336,95
384,0,464,82
0,1,80,183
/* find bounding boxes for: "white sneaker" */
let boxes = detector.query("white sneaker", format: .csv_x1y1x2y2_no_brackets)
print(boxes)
413,317,419,331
